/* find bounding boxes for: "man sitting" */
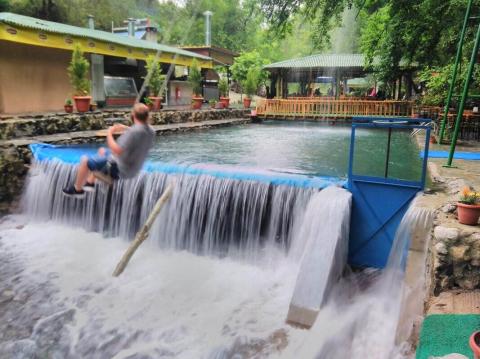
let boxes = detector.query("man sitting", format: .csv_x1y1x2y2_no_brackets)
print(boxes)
62,103,155,198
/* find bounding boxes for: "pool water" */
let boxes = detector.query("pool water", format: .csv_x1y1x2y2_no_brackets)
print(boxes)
148,120,423,182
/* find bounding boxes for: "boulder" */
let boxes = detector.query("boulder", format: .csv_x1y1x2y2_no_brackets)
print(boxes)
434,226,460,243
449,245,470,262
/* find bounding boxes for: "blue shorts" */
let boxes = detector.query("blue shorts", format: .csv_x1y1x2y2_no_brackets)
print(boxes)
87,156,119,179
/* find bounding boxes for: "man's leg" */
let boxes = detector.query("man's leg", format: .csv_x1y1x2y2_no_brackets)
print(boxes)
74,156,90,191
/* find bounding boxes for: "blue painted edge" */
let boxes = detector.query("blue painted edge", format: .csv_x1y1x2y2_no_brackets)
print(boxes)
421,150,480,160
28,143,345,189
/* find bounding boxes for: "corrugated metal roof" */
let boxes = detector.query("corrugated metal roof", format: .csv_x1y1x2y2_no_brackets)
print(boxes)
0,12,210,61
265,54,366,69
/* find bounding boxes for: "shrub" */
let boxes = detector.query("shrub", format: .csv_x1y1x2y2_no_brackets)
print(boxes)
145,55,166,97
188,59,203,96
218,77,229,98
68,44,90,96
243,68,259,98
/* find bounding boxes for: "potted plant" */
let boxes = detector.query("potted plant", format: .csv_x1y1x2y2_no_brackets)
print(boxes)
64,99,74,113
457,187,480,225
144,97,154,111
470,331,480,359
209,99,217,109
243,68,259,109
68,44,91,112
189,59,203,110
218,77,230,108
145,55,165,111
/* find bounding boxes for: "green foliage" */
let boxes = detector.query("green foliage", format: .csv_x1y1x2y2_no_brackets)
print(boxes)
0,0,9,12
419,63,480,106
243,68,259,97
65,98,72,105
144,55,165,96
67,44,90,96
230,51,269,88
218,77,229,97
144,97,153,105
188,59,203,96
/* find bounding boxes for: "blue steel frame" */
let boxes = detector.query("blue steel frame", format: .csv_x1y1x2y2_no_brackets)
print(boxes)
347,116,431,268
348,117,431,189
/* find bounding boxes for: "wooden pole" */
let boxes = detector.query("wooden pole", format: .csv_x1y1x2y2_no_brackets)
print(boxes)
112,183,174,277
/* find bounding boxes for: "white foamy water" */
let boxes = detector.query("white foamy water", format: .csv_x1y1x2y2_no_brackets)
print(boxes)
0,201,432,359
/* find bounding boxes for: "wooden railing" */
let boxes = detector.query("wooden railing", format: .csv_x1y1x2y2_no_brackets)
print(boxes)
256,98,414,118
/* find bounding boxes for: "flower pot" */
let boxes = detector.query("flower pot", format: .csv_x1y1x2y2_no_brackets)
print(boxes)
470,331,480,358
64,105,73,113
192,96,203,110
149,96,163,111
430,135,437,144
457,202,480,225
73,96,92,113
243,97,252,108
220,97,230,109
90,104,98,112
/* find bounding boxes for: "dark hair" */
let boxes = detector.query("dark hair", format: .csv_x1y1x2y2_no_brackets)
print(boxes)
132,103,149,123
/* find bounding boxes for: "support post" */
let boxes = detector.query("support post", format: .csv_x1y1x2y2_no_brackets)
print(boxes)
439,0,474,143
445,23,480,168
113,184,174,277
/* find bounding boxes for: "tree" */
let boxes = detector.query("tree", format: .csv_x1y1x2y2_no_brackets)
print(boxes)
230,51,269,89
0,0,9,12
243,68,260,98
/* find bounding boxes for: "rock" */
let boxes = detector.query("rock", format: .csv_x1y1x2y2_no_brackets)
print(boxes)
435,242,448,255
434,226,460,243
447,178,467,195
449,245,470,261
441,203,457,213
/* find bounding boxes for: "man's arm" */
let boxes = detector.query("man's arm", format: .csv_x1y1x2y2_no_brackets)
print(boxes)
107,124,125,156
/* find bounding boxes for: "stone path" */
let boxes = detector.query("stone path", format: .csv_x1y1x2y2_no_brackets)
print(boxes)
0,118,250,147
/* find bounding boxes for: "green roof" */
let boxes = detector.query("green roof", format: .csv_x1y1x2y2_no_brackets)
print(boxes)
0,12,211,61
265,54,366,69
265,53,416,70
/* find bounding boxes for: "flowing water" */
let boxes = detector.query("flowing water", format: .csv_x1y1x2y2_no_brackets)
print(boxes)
0,121,432,358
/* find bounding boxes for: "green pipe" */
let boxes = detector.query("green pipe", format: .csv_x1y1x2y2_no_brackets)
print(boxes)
438,0,474,143
445,23,480,167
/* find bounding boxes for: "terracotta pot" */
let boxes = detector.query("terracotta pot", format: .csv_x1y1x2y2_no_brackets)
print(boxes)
220,97,230,109
149,96,163,111
430,135,437,144
243,97,252,108
73,96,92,113
90,104,98,111
470,331,480,359
64,105,73,113
457,202,480,225
146,103,154,111
192,97,203,110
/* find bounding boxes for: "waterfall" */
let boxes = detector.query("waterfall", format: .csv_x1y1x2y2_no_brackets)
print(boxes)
22,160,317,260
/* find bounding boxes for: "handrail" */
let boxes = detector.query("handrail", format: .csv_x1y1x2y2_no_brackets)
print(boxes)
256,98,414,118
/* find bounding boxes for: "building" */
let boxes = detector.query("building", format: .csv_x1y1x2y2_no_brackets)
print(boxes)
0,12,213,114
181,45,238,101
264,53,415,99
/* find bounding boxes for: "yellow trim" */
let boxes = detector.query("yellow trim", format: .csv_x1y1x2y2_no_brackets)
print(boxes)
0,23,213,68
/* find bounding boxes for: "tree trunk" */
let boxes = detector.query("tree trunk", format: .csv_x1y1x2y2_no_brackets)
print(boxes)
112,183,174,277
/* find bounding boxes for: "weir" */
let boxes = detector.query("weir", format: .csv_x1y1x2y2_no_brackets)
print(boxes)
21,116,431,331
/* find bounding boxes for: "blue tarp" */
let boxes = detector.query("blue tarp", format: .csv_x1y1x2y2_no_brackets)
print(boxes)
29,143,344,189
420,150,480,160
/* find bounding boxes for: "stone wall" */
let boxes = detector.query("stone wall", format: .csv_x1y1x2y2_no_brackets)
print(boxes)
0,109,248,140
0,108,248,213
430,179,480,293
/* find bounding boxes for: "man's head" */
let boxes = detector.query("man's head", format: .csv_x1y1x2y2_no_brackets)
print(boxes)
131,103,149,124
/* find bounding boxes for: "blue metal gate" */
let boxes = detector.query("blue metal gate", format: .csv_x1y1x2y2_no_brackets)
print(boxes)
347,117,431,268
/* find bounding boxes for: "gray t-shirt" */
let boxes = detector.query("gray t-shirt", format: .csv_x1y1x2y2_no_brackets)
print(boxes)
113,124,155,178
